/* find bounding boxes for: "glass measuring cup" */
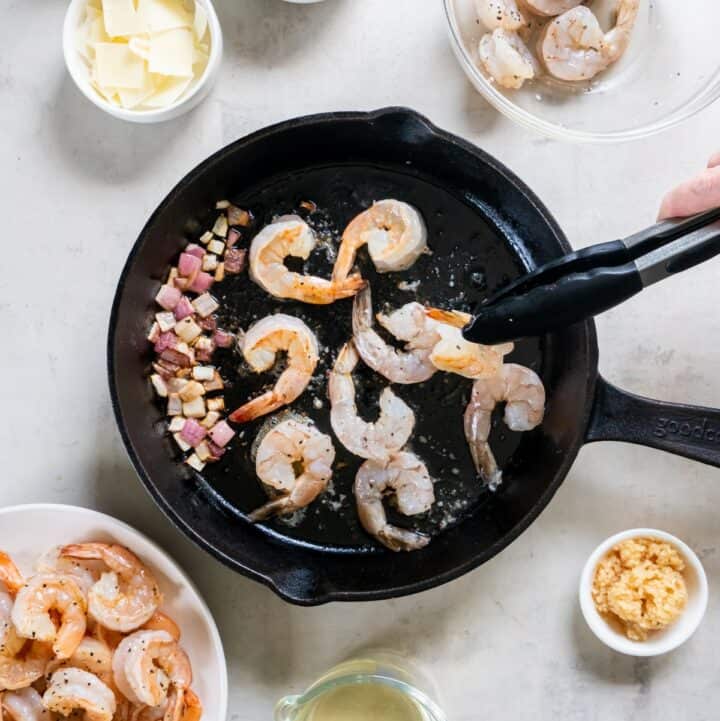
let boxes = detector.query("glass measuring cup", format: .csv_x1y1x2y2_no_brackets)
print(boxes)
275,652,446,721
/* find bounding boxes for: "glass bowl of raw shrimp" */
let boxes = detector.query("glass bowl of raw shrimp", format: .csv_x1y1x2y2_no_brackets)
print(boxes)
444,0,720,142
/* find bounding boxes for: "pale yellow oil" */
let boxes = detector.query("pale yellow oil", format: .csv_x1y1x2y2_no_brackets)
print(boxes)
299,682,424,721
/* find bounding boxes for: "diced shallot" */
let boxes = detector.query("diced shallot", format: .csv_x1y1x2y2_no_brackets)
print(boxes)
207,239,225,255
175,317,202,344
147,322,161,344
168,416,186,433
192,365,215,382
179,380,205,402
207,397,225,412
201,410,221,428
183,397,206,418
174,433,191,452
166,377,189,394
213,329,234,348
214,262,225,282
156,311,177,332
178,252,202,278
203,372,224,392
194,336,215,363
192,293,219,318
207,440,226,460
224,248,246,275
185,243,205,259
202,254,218,272
195,441,212,462
154,331,178,354
153,360,180,378
167,394,182,416
150,374,168,398
226,229,241,247
227,205,251,227
200,231,213,245
216,200,230,209
212,215,228,237
188,271,214,294
155,284,181,311
180,418,207,447
208,420,235,448
160,347,192,368
186,453,206,471
173,296,194,321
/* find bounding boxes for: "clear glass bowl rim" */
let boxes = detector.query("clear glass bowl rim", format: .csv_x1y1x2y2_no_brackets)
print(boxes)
274,672,447,721
442,0,720,143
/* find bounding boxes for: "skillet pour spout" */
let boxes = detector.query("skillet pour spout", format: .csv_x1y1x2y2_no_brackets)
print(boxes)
108,108,720,605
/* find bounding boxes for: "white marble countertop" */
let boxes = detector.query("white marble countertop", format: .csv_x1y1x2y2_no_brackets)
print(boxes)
2,1,720,719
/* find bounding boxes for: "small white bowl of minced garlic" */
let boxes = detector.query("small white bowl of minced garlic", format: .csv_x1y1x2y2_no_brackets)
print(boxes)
579,529,708,657
63,0,222,123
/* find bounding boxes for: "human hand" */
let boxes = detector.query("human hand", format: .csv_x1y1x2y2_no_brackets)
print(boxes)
658,152,720,220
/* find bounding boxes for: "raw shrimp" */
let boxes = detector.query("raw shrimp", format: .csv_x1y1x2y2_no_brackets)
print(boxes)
329,342,415,460
249,216,365,304
229,315,319,423
0,554,23,597
1,687,52,721
424,308,512,378
333,200,427,281
250,418,335,521
464,363,545,488
112,630,191,708
352,290,438,384
42,668,116,721
59,545,162,634
354,452,435,552
478,29,537,89
11,575,87,660
522,0,582,16
475,0,526,30
0,642,53,692
538,1,640,82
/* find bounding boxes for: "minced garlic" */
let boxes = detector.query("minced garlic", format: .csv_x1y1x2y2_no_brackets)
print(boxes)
591,537,688,641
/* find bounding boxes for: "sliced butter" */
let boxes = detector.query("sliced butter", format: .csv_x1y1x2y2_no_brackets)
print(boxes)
193,2,208,42
148,27,194,77
144,75,192,107
138,0,193,33
101,0,143,37
95,43,147,89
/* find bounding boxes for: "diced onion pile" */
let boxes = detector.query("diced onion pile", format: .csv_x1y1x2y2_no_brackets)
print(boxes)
148,200,251,471
76,0,211,111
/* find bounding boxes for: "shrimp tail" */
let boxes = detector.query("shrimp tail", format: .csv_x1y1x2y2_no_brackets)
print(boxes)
248,496,292,522
378,526,430,553
463,402,503,489
0,552,24,595
229,391,284,424
425,307,470,329
333,273,367,299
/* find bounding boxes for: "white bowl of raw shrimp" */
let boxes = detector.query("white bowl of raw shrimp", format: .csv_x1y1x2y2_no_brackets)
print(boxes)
444,0,720,142
0,504,227,720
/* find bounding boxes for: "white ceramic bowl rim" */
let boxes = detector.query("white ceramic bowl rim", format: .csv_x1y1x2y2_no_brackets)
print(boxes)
442,0,720,143
62,0,222,121
0,503,229,714
579,528,709,657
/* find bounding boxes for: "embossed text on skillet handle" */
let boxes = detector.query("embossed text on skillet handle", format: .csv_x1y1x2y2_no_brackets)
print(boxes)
586,377,720,468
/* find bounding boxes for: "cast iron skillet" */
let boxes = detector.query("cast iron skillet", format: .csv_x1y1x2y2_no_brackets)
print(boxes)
109,108,720,605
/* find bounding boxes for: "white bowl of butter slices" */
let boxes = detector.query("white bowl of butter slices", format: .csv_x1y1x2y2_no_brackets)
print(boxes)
63,0,222,123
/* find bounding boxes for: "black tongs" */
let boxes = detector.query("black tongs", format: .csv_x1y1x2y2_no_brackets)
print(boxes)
462,207,720,345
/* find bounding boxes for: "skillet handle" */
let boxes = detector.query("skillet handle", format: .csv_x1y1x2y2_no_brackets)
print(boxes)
586,376,720,467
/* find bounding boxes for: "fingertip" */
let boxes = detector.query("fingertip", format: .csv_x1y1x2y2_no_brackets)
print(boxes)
708,151,720,169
